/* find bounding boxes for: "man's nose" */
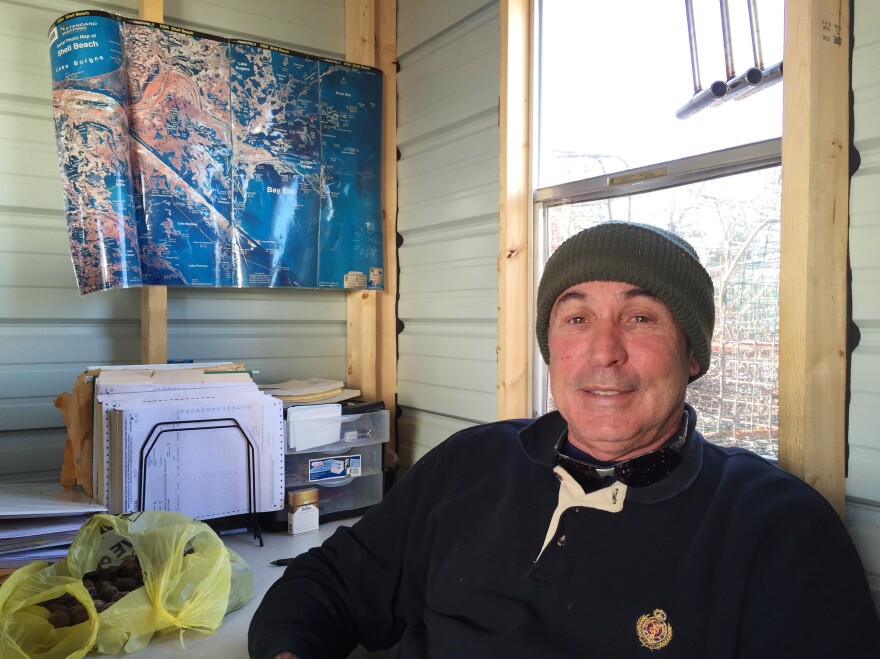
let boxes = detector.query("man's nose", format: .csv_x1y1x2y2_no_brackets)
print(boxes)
587,319,627,367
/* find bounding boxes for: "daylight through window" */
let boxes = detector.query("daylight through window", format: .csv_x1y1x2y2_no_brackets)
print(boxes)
534,0,783,459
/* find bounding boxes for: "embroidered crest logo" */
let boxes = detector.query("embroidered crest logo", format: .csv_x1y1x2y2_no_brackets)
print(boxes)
636,608,673,650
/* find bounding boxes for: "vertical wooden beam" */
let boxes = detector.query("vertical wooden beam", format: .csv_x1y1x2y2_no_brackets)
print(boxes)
348,288,378,402
345,0,376,67
498,0,531,420
375,0,398,451
139,0,163,22
779,0,850,517
141,287,168,364
138,0,168,365
345,0,398,451
345,0,378,401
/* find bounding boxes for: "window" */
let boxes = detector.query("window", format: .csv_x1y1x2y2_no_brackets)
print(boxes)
533,0,783,459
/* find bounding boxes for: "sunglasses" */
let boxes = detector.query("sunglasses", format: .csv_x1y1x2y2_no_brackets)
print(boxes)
554,421,688,489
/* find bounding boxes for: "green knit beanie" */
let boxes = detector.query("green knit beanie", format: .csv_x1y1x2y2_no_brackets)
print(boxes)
536,221,715,381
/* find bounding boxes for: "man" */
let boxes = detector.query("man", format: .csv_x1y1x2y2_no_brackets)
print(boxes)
250,222,880,658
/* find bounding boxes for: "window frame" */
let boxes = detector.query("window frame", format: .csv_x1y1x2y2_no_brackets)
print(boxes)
497,0,852,514
531,138,782,419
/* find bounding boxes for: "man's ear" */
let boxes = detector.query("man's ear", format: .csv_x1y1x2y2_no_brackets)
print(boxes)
688,350,700,377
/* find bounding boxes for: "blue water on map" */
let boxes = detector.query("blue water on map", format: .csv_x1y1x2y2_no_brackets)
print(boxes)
51,11,383,294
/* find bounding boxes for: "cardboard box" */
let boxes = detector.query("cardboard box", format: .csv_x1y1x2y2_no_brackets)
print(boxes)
287,488,319,535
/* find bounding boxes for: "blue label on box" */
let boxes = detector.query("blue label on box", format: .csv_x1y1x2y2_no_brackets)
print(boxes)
309,454,361,481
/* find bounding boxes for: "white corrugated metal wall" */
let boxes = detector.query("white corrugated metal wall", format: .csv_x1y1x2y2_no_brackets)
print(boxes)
395,0,501,467
0,0,350,482
3,0,878,610
847,0,880,609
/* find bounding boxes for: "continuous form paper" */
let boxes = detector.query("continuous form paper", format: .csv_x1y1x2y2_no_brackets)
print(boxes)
138,422,256,520
102,394,284,519
50,364,251,500
93,382,261,507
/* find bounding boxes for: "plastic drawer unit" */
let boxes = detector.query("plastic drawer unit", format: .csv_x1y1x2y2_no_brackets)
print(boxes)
285,409,389,519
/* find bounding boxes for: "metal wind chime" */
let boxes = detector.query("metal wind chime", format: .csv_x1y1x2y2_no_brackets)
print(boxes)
676,0,783,119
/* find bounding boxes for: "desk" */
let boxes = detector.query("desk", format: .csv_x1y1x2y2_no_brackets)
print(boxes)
136,518,360,658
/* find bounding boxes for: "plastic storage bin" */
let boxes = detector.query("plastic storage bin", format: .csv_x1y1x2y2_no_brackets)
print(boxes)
285,441,384,489
287,410,390,454
284,409,389,519
300,472,383,518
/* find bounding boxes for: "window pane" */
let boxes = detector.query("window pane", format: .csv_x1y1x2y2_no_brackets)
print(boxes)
543,167,781,459
538,0,783,187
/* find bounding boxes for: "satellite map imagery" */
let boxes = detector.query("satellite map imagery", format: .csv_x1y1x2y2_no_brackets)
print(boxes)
49,10,383,295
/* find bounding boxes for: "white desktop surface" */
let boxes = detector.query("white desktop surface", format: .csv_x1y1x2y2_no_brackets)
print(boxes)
133,518,356,658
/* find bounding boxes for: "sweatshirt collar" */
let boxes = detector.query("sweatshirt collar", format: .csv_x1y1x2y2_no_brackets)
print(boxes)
519,402,703,504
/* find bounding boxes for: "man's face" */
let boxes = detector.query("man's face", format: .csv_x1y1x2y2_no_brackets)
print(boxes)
547,280,700,462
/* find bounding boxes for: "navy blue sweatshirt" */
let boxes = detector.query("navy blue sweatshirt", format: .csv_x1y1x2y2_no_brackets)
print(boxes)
249,406,880,658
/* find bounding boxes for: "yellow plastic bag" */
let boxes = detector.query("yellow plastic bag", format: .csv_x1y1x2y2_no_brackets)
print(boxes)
62,510,253,654
0,560,98,659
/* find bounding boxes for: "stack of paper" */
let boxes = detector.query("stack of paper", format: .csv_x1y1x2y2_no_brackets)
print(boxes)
259,377,360,404
0,483,107,568
54,361,252,497
93,368,285,520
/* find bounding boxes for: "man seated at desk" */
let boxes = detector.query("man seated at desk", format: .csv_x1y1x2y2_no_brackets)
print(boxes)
248,222,880,658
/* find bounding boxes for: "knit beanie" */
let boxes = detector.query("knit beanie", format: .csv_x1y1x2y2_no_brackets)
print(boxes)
536,221,715,381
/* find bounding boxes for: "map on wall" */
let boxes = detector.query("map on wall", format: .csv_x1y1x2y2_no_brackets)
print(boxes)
48,10,383,295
